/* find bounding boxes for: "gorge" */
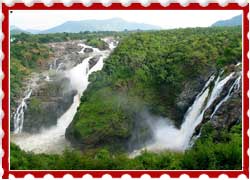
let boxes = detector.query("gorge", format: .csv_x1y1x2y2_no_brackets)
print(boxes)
10,26,243,170
11,38,118,153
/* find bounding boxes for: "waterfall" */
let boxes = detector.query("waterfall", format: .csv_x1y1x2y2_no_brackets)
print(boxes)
53,59,57,69
210,74,241,118
102,37,119,50
56,63,64,72
13,90,32,134
11,40,117,154
45,75,51,82
130,71,237,157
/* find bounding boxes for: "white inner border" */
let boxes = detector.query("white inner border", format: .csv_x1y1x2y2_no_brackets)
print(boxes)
6,8,246,175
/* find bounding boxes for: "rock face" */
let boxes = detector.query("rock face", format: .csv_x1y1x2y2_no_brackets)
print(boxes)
48,41,88,71
11,40,87,133
23,76,77,133
84,48,94,53
175,69,216,126
194,70,242,136
207,75,241,129
88,55,101,69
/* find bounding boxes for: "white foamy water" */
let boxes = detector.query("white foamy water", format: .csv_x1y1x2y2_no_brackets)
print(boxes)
210,73,241,118
13,90,32,134
12,40,117,154
130,71,239,157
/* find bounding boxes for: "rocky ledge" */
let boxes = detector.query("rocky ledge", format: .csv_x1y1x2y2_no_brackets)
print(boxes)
23,75,77,133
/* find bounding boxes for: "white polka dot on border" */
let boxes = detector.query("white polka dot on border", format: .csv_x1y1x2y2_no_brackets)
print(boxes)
140,174,151,180
199,0,209,7
140,0,151,7
102,174,112,180
237,0,248,7
43,174,54,179
0,11,5,23
179,174,190,179
63,174,73,179
81,0,93,7
160,174,170,180
9,174,15,180
24,174,35,180
121,0,131,7
237,174,248,180
43,0,54,7
24,0,35,7
82,173,93,180
218,0,229,7
179,0,190,7
158,0,171,7
0,33,3,44
199,174,209,180
0,70,4,81
62,0,73,7
219,174,229,180
121,174,132,180
1,126,5,141
0,52,4,62
102,0,112,7
3,0,15,7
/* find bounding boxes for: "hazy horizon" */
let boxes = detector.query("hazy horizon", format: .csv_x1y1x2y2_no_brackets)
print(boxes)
10,10,242,31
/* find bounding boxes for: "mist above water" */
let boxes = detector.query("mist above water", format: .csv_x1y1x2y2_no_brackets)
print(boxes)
130,71,241,157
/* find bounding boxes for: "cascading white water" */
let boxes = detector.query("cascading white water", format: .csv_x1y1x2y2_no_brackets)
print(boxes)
45,75,51,82
13,90,32,134
56,63,64,72
130,71,238,157
210,74,241,118
11,40,117,154
102,38,118,50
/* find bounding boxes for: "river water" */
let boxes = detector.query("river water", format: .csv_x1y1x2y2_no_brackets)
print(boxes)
11,40,116,154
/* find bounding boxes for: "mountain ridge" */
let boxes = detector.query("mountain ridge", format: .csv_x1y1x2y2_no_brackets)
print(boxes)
40,18,161,33
212,14,242,27
11,18,161,34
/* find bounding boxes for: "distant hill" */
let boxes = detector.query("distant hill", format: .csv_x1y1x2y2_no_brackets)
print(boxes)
26,29,41,34
10,25,30,35
212,15,242,27
38,18,161,34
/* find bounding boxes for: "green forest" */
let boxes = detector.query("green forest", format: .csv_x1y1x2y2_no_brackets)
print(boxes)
10,26,242,170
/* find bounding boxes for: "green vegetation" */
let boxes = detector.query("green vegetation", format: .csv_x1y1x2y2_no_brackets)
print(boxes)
66,26,242,151
85,37,109,50
11,31,124,44
10,35,51,108
10,59,30,108
10,122,242,170
10,31,123,109
10,26,242,170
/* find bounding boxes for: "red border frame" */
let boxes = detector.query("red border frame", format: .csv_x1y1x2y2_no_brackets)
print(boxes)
1,2,249,179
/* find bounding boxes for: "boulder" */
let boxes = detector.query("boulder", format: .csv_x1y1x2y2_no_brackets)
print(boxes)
22,76,77,133
84,48,93,53
88,55,101,69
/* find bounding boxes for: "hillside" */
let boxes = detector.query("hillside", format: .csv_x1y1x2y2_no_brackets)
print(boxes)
10,25,30,35
212,14,242,27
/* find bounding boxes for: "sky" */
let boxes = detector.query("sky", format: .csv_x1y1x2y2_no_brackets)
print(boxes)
10,10,242,30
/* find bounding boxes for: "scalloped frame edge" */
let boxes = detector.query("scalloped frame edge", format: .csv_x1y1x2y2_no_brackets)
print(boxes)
1,2,249,179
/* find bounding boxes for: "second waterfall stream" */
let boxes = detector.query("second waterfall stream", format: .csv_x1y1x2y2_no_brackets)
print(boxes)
130,69,241,157
11,40,116,154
